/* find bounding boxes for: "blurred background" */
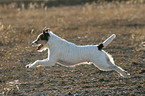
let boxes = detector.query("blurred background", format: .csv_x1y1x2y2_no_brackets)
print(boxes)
0,0,144,9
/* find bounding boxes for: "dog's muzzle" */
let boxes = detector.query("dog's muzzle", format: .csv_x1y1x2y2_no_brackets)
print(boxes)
32,41,43,51
32,42,38,46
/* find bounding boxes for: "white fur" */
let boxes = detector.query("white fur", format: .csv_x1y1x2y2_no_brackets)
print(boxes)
103,34,116,47
26,32,130,77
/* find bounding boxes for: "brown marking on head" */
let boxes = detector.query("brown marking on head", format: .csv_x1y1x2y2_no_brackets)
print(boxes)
42,28,50,41
32,28,50,51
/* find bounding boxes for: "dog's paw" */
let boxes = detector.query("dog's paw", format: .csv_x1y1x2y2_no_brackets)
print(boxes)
121,71,130,78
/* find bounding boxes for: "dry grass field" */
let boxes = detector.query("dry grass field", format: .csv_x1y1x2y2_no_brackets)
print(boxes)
0,2,145,96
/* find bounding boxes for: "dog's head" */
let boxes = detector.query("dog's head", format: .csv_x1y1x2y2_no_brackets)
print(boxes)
32,28,50,52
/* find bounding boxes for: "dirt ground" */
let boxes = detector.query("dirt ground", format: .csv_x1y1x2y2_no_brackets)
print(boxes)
0,3,145,96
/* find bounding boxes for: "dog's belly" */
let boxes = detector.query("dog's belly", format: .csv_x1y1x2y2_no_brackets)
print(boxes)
58,56,86,66
57,60,77,66
58,56,87,65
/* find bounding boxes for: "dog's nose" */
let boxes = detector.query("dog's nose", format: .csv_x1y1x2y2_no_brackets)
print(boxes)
32,42,34,45
32,42,35,46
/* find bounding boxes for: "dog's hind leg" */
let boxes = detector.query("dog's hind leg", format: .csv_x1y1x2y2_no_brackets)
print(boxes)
109,65,130,77
92,61,129,77
106,53,130,77
91,54,130,77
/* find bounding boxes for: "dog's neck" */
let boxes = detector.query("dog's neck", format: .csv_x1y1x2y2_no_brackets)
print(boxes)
47,32,76,50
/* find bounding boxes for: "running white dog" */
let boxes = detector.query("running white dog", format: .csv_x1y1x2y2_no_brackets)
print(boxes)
26,28,130,77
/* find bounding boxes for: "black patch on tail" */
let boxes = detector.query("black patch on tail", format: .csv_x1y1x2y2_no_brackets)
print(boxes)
98,43,104,50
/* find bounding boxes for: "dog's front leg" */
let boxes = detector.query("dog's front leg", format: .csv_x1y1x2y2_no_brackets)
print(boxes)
26,59,56,68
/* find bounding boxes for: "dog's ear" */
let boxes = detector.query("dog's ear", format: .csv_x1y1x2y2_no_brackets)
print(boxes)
45,28,50,32
42,28,50,34
42,28,50,38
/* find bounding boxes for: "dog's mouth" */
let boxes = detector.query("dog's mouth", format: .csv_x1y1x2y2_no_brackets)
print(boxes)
36,44,43,50
32,43,43,50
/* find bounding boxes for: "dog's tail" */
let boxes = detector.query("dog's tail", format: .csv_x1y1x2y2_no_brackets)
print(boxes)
98,34,116,50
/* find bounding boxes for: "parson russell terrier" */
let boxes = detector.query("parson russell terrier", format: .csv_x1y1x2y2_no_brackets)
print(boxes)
26,28,130,77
